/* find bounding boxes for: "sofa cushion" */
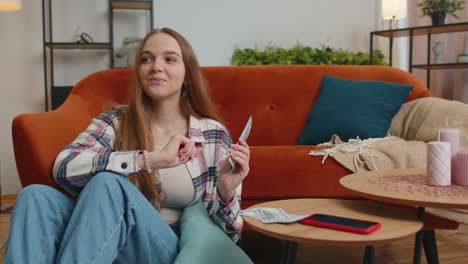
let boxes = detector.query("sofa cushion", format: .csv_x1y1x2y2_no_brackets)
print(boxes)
175,200,253,264
242,146,354,199
298,75,413,145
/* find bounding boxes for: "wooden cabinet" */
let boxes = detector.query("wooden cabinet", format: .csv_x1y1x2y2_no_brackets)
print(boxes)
42,0,153,110
370,22,468,89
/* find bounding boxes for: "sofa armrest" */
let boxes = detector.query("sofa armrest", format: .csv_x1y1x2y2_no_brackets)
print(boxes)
12,94,94,190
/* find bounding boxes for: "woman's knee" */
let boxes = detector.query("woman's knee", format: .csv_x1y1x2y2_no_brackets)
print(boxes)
87,172,127,187
19,184,59,202
83,172,130,196
16,184,72,212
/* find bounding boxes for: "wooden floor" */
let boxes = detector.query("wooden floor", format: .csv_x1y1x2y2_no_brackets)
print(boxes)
242,227,468,264
0,195,16,264
0,195,467,263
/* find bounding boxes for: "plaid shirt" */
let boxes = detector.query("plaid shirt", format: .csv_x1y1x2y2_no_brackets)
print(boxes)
53,107,243,242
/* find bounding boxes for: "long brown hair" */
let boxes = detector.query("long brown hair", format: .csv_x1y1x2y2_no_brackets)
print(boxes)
114,28,220,209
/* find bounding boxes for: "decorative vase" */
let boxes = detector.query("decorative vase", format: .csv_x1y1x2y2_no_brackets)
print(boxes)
126,51,136,67
125,42,140,67
433,41,446,64
431,13,446,26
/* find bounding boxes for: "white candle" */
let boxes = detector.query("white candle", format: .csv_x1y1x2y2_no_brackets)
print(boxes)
454,150,468,186
427,141,451,186
438,128,460,180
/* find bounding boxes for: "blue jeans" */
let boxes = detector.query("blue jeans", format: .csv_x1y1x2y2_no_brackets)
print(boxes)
4,172,179,264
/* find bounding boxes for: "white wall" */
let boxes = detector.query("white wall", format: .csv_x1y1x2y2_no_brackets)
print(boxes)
0,0,379,194
0,0,44,195
155,0,379,66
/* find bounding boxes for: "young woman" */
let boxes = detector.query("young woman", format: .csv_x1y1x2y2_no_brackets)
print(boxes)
5,28,250,263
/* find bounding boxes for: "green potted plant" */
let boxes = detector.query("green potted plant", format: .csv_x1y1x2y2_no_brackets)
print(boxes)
230,44,387,66
417,0,465,26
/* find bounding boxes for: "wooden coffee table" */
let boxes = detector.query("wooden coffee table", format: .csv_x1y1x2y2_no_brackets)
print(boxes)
243,198,422,264
340,168,468,264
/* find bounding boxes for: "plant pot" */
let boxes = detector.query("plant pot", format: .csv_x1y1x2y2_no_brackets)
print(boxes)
431,13,446,26
457,55,468,63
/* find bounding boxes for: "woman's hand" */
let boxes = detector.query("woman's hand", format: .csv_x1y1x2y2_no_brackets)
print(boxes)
149,134,196,169
217,139,250,202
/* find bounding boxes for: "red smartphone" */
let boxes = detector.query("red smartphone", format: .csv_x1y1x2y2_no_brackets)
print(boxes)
300,213,381,234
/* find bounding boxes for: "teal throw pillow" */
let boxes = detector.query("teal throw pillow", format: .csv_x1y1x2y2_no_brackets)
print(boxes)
298,75,413,145
174,200,253,264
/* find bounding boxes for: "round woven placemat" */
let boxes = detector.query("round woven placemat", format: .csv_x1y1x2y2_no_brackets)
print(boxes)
369,174,468,198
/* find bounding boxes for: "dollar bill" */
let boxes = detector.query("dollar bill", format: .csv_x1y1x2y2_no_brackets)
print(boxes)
229,116,253,170
240,207,308,224
239,116,252,142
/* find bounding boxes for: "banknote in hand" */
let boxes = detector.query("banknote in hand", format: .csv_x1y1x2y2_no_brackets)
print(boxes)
228,116,252,170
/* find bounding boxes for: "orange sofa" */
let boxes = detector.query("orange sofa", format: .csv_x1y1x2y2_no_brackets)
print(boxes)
12,65,457,232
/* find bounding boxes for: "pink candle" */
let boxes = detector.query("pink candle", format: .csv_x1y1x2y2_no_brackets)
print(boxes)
438,128,460,180
454,150,468,186
427,141,451,186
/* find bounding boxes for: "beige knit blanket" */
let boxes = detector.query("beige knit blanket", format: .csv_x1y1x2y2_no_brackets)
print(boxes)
309,97,468,224
310,136,427,173
391,97,468,149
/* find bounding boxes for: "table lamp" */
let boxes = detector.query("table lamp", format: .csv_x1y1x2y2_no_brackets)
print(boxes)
0,0,21,11
0,0,21,214
382,0,407,30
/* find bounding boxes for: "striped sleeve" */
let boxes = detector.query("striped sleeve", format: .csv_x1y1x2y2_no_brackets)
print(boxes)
208,125,244,242
52,108,143,197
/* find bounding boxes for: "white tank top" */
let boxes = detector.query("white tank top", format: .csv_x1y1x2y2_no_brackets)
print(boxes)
154,145,196,226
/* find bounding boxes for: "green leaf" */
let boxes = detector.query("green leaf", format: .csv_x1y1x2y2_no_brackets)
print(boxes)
230,42,388,66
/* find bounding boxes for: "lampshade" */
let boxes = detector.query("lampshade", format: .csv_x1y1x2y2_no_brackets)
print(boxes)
382,0,406,20
0,0,21,11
